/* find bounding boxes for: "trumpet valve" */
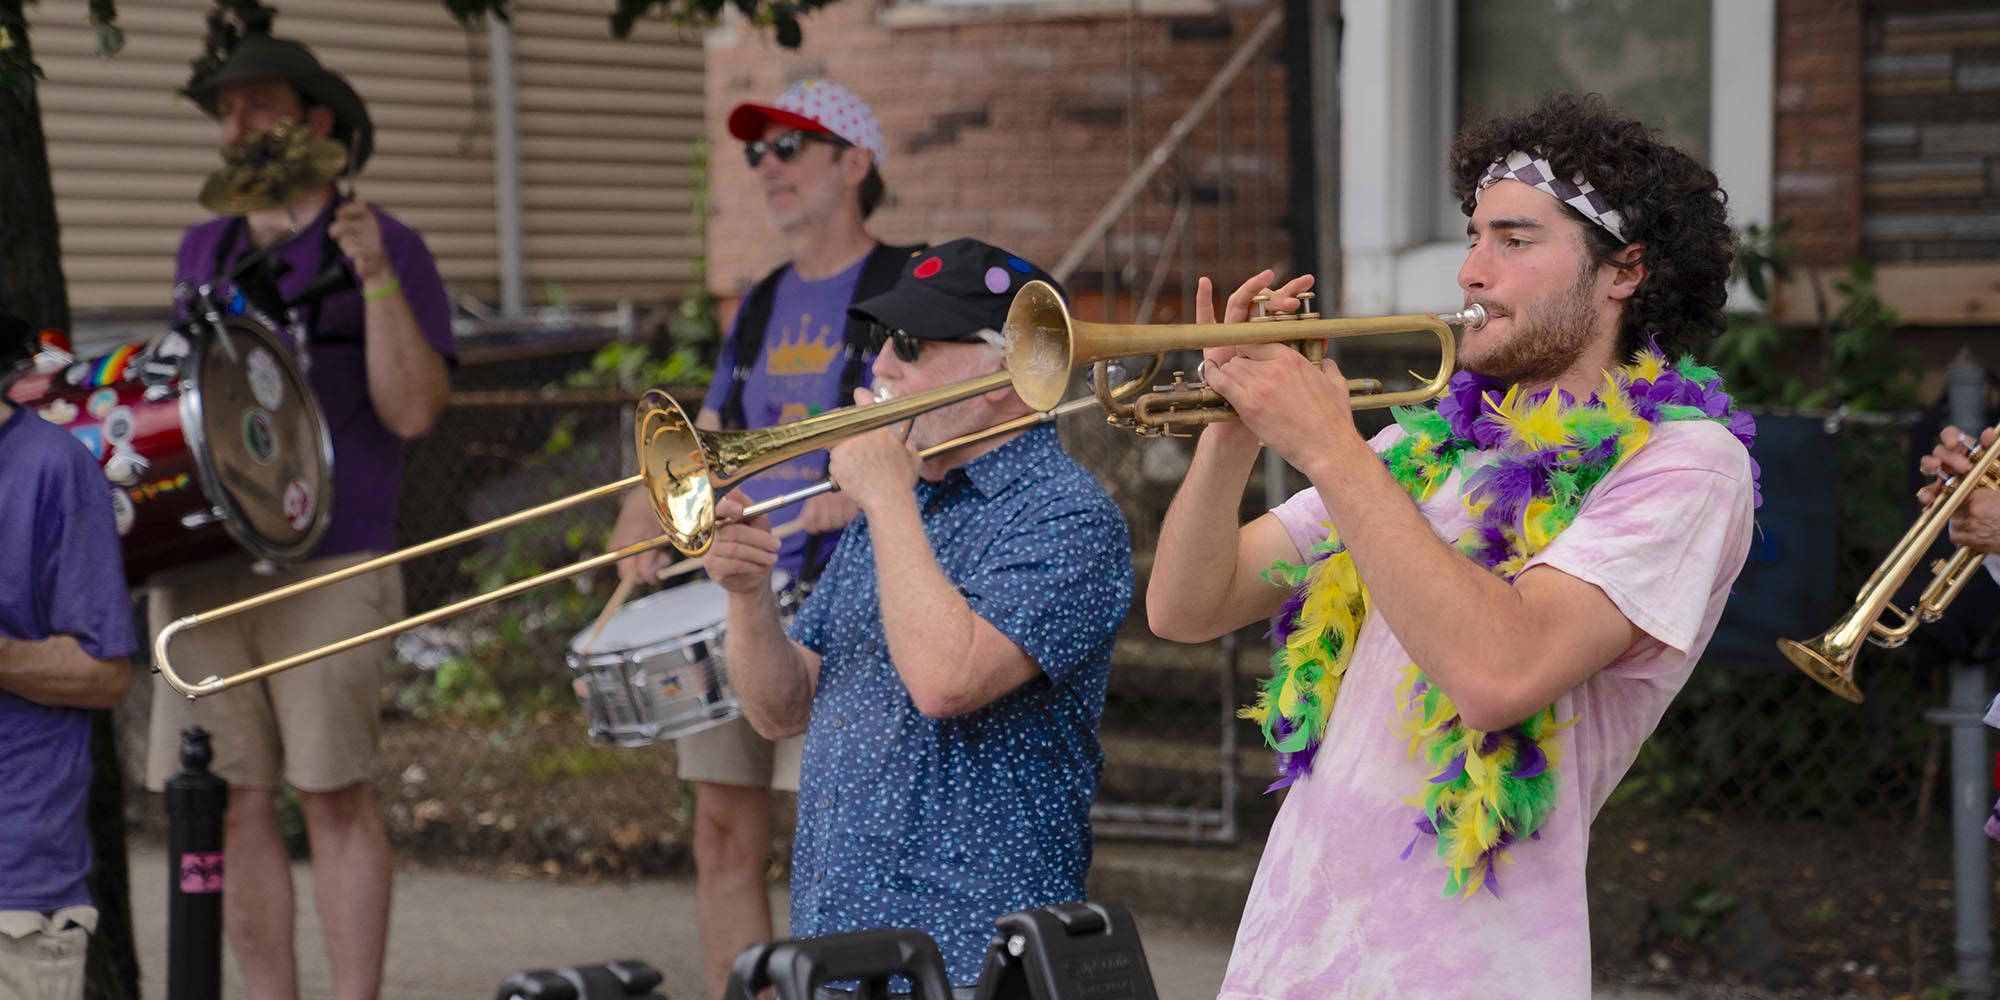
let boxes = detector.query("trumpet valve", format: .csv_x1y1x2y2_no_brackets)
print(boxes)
1250,291,1275,322
1297,291,1319,320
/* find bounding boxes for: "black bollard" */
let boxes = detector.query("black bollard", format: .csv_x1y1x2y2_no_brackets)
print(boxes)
165,725,228,1000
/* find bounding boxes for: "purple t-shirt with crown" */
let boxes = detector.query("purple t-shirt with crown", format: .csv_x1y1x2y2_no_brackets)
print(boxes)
701,257,874,578
0,404,138,911
173,202,457,557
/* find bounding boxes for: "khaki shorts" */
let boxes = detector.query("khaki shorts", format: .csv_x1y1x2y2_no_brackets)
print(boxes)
146,552,403,793
676,716,802,793
0,906,96,1000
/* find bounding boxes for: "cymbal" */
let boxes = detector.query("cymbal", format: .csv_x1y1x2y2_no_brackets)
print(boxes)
198,118,349,215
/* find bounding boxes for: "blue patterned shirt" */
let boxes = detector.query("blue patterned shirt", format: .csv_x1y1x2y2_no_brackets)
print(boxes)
786,424,1133,986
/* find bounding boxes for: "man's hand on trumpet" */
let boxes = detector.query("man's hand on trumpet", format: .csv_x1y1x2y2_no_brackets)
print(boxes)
1197,270,1362,472
1917,425,2000,556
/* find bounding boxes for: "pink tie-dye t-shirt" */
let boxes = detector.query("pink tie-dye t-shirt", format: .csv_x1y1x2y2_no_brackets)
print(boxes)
1219,418,1756,1000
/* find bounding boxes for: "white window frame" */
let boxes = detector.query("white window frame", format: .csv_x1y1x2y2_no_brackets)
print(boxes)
1337,0,1775,315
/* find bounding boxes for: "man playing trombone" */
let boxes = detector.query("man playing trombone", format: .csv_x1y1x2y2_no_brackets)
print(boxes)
1147,95,1759,999
701,238,1133,993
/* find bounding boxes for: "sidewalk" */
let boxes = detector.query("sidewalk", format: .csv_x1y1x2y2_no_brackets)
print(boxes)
130,845,1690,999
128,846,1233,1000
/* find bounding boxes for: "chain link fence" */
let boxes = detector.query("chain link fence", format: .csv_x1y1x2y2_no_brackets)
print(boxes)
400,351,1974,831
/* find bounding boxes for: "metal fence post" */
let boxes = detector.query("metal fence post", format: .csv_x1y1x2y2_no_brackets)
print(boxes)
165,725,227,1000
1943,352,1992,999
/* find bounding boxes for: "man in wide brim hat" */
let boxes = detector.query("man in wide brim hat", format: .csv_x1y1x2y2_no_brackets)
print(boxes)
183,33,373,173
149,29,457,1000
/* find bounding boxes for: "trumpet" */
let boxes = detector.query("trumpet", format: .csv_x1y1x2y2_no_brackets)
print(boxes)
1002,278,1484,436
1779,427,2000,703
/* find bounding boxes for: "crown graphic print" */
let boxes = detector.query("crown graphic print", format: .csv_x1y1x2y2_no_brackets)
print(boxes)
767,315,842,375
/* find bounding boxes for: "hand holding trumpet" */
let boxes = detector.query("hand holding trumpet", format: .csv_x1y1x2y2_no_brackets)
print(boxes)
1919,425,2000,555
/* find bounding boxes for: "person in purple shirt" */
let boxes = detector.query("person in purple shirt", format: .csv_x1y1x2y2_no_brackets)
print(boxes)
0,313,138,1000
607,78,917,998
141,35,455,1000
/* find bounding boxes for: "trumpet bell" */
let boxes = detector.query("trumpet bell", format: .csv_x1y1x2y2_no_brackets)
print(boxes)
1004,279,1078,413
635,388,716,556
1777,636,1863,704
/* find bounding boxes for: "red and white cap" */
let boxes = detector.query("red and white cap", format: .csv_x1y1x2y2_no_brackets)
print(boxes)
727,78,887,164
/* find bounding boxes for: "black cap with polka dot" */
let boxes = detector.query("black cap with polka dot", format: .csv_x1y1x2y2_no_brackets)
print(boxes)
847,238,1063,356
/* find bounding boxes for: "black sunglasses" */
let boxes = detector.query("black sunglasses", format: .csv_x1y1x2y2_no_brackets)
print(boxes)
743,129,848,169
865,323,924,363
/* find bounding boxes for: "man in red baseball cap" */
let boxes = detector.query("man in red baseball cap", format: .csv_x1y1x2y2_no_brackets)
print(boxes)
608,77,916,997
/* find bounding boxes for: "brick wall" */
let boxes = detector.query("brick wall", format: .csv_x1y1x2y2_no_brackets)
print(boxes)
1774,0,1864,267
1860,1,2000,262
705,0,1293,316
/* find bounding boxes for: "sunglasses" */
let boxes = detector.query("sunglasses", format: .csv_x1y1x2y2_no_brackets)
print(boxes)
743,130,848,168
865,323,925,363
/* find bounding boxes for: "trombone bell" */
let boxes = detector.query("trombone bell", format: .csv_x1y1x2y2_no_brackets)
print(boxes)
632,371,1014,557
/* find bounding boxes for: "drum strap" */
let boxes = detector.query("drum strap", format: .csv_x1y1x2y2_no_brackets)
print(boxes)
721,241,921,584
208,198,353,354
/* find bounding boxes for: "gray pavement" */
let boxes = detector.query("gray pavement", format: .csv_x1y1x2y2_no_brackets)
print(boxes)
131,846,1685,999
129,846,1232,1000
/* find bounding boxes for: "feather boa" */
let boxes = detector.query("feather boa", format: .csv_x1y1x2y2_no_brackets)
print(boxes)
1240,346,1759,898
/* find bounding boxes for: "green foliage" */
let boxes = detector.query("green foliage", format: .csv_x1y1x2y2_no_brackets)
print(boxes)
525,745,652,782
449,0,837,49
1710,221,1921,412
1647,869,1741,945
187,0,277,94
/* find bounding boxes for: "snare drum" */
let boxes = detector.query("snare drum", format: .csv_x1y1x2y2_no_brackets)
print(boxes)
5,313,334,583
567,572,797,748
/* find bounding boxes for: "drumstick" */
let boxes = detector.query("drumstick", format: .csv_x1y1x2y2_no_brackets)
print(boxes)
578,576,636,655
654,519,808,586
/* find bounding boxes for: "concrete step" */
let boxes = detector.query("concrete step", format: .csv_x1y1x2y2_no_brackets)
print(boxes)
1086,838,1266,932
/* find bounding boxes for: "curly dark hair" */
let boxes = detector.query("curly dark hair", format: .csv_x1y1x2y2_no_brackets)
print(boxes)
1448,93,1734,361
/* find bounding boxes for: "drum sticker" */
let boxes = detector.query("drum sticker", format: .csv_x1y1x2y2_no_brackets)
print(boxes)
70,426,103,459
242,409,279,465
36,399,77,425
103,448,150,486
102,406,136,446
281,477,316,531
86,387,118,420
108,486,135,537
131,473,191,504
246,347,286,411
157,332,192,362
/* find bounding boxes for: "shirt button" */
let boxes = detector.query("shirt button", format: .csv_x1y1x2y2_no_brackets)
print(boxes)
818,797,831,809
814,872,824,884
832,717,845,730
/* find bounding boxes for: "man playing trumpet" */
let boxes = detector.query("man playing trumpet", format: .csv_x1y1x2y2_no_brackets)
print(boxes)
703,239,1133,992
1920,424,2000,578
1148,95,1759,998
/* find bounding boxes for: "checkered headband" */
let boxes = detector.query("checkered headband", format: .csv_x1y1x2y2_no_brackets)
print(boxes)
1476,150,1628,244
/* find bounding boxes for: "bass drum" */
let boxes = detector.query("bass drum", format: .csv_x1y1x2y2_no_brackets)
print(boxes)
5,314,334,583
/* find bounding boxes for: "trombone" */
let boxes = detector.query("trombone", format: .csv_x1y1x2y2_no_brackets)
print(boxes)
156,282,1475,698
1002,278,1484,435
1779,426,2000,703
154,369,1112,698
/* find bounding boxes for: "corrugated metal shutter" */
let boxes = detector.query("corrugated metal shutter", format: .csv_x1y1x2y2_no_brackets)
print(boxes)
512,0,704,304
31,0,700,317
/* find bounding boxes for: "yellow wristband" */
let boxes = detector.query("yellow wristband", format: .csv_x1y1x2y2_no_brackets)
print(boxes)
361,277,401,302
